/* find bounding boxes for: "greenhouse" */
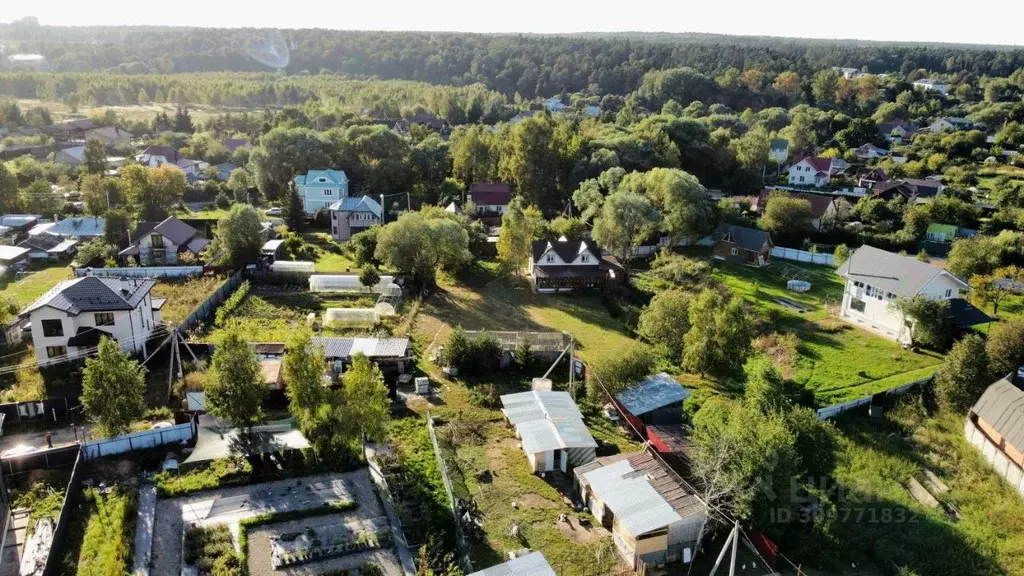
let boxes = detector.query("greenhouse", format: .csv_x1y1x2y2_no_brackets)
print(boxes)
270,260,316,273
309,274,397,293
323,307,379,327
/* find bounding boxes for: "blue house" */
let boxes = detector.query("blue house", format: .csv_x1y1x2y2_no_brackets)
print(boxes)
293,169,349,216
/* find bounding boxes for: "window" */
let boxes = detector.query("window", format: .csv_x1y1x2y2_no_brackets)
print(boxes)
580,255,590,263
323,189,333,196
46,346,67,359
886,292,897,301
94,312,114,326
945,289,952,298
850,298,867,313
799,176,805,183
41,319,63,338
150,233,164,248
865,285,884,300
318,177,327,183
730,247,739,256
332,227,338,236
545,254,555,263
853,281,864,288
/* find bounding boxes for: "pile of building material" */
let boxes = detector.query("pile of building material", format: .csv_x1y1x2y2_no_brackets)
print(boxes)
19,518,55,576
270,517,391,568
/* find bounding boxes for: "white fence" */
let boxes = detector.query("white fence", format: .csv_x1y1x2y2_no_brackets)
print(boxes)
82,422,194,460
634,235,715,257
76,266,204,279
816,376,932,420
964,419,1024,497
771,247,835,267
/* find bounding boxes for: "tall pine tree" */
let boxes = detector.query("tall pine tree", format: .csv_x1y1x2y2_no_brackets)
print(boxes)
282,180,305,232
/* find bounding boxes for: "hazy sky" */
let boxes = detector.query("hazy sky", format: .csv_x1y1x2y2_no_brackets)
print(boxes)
4,0,1023,46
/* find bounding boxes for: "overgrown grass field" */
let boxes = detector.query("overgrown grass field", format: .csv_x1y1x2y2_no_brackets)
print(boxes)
0,264,72,308
152,274,228,325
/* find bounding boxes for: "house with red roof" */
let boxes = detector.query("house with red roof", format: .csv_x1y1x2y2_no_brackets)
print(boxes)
467,183,513,222
787,156,836,187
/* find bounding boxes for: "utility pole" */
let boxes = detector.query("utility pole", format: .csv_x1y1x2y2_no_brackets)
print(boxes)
709,521,739,576
380,194,386,224
728,519,739,576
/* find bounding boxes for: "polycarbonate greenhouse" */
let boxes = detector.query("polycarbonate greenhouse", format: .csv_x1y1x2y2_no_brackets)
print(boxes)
308,274,396,293
323,307,379,326
270,260,316,273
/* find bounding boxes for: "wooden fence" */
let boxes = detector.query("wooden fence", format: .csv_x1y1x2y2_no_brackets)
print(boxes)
175,270,244,335
771,246,835,266
75,266,204,279
816,375,934,420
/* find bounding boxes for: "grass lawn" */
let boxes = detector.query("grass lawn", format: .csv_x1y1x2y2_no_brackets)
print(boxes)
300,232,359,273
71,486,137,576
813,402,1024,575
151,274,228,325
709,259,945,405
0,264,73,308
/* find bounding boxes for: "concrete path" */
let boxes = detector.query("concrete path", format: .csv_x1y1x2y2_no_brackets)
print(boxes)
366,443,417,576
132,483,157,576
0,509,28,576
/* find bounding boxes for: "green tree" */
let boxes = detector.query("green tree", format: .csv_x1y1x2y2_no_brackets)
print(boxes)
744,358,789,415
450,124,496,186
359,263,381,289
548,216,586,240
833,244,850,267
103,208,131,247
934,334,990,413
729,126,770,171
211,204,266,267
592,190,661,269
281,180,305,232
894,296,953,350
947,236,1004,280
75,238,114,266
375,210,471,285
141,165,186,220
587,343,655,402
81,337,146,437
82,138,107,174
986,317,1024,377
80,174,108,216
811,69,840,107
0,163,20,213
206,333,266,428
21,179,62,215
250,127,334,198
227,168,252,197
761,193,813,237
496,198,536,275
342,353,390,441
637,290,691,361
683,289,753,378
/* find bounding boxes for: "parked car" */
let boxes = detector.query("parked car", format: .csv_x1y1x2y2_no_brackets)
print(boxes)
265,207,282,216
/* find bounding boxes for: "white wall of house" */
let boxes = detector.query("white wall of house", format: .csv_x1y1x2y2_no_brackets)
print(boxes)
472,202,508,215
28,294,157,365
787,160,831,186
528,245,600,275
840,273,963,343
330,210,380,241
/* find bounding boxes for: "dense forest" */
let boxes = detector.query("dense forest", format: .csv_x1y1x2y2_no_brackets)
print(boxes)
2,20,1024,97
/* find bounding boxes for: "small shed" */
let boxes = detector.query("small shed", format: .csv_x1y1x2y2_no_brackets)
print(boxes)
614,373,691,438
467,551,555,576
500,390,597,474
262,239,285,262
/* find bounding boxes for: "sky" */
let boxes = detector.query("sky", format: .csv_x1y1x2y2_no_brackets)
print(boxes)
4,0,1023,47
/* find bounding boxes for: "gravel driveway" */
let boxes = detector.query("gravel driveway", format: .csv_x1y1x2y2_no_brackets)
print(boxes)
150,470,380,576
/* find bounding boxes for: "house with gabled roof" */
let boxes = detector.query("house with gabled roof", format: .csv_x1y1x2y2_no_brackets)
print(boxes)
224,138,252,153
20,276,161,365
529,239,620,292
787,156,836,187
966,374,1024,496
500,390,597,474
613,373,691,439
85,126,133,147
294,169,349,216
328,195,382,241
118,216,209,265
138,145,183,166
928,117,973,132
913,78,950,95
575,450,707,569
467,183,513,219
19,230,78,261
872,178,944,202
836,245,991,343
712,223,772,267
877,120,918,144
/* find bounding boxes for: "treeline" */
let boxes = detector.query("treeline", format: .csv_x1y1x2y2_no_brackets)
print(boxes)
3,23,1024,96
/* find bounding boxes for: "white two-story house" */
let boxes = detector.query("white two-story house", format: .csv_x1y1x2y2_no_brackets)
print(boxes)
294,169,349,216
787,157,836,187
836,245,975,343
328,196,383,241
20,276,162,365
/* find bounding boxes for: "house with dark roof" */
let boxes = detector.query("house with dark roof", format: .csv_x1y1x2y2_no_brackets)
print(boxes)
877,120,918,144
529,239,620,292
966,374,1024,496
871,178,944,202
855,167,889,188
118,217,209,265
787,156,836,187
19,230,78,261
20,276,161,365
224,138,253,153
836,245,990,343
328,196,382,241
854,143,890,160
467,183,513,220
575,449,707,569
712,223,772,267
138,145,183,166
613,373,691,440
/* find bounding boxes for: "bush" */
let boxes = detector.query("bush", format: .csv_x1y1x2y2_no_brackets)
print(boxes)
816,318,849,334
443,327,503,378
154,457,252,497
184,525,240,575
214,281,250,327
214,191,232,209
588,343,654,402
469,383,500,408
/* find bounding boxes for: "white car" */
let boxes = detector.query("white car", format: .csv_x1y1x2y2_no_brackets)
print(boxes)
265,207,282,216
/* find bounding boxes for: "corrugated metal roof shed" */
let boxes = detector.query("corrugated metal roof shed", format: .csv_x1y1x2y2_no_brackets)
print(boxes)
615,373,691,416
309,337,410,360
468,551,555,576
972,377,1024,453
500,390,596,451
